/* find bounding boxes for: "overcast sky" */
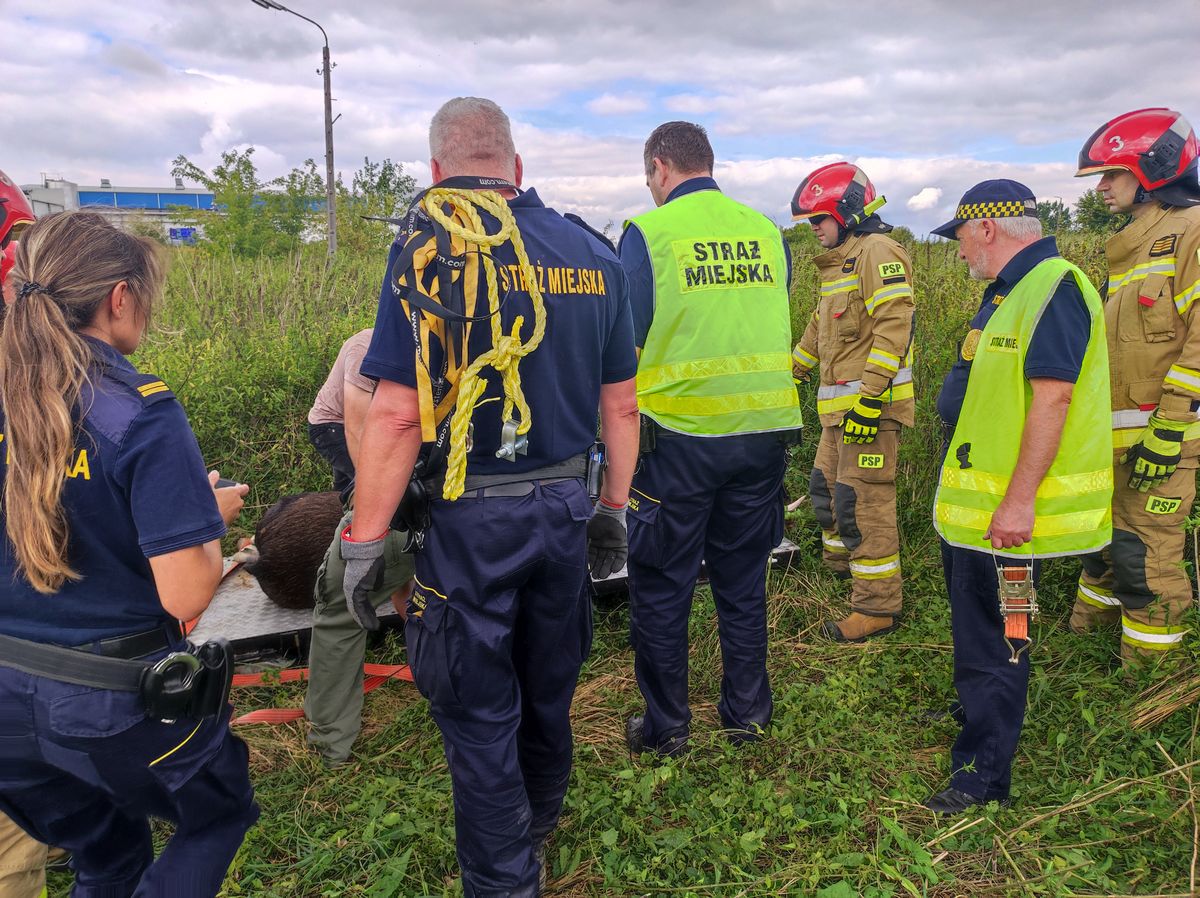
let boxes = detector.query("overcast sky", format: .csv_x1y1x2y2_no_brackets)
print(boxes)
5,0,1199,235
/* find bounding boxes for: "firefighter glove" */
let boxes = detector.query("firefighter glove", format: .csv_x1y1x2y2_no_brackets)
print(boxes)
587,499,628,579
1121,415,1186,492
341,526,387,631
842,395,883,444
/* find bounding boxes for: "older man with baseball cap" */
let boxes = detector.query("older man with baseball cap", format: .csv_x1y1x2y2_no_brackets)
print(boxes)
926,180,1112,814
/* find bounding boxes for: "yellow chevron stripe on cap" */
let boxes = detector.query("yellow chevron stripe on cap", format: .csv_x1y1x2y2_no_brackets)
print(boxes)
955,200,1030,220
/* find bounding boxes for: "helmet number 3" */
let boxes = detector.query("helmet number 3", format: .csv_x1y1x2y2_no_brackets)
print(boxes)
1109,135,1125,151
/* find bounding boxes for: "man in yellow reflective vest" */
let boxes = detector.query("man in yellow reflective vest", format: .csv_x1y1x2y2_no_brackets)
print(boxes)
619,121,802,755
1071,108,1200,666
928,180,1112,814
790,163,915,642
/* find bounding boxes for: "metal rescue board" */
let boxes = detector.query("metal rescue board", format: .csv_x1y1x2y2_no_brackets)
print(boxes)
189,540,802,663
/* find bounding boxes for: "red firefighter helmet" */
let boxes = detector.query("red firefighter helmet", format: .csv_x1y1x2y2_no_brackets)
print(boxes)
791,162,880,227
1076,108,1198,191
1,241,16,285
0,169,35,246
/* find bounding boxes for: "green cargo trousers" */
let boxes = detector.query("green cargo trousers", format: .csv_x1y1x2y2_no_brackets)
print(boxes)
303,511,414,765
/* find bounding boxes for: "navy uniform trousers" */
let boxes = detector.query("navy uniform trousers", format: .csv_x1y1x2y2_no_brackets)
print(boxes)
0,657,258,897
408,478,594,898
627,428,786,751
940,540,1036,801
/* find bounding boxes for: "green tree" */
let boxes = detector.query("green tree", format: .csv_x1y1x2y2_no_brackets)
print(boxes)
1036,199,1073,233
1074,187,1128,234
170,148,323,256
335,158,418,254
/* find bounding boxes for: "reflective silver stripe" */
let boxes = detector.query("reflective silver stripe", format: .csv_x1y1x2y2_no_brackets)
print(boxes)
1078,583,1120,606
820,275,859,296
816,367,914,400
1164,365,1200,395
822,535,847,549
850,558,900,575
865,284,912,313
1112,409,1152,429
1112,407,1200,429
1175,277,1200,314
1121,622,1186,645
1110,259,1176,291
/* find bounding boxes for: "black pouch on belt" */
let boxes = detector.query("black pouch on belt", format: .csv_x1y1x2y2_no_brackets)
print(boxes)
639,415,657,456
138,638,234,722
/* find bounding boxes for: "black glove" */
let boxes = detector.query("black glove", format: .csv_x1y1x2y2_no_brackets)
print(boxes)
341,526,387,631
587,500,628,579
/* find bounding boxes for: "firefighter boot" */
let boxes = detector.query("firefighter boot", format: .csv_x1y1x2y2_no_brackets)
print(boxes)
822,611,900,643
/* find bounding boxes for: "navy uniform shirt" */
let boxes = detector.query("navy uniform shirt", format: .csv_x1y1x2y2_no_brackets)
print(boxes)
936,236,1091,427
617,177,794,348
0,337,225,645
361,188,637,475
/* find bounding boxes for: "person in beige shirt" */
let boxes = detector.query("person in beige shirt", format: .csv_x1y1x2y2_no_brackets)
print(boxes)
307,329,376,493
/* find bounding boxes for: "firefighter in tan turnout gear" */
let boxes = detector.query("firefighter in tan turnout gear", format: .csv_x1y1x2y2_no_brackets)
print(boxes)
1072,107,1200,664
790,163,915,642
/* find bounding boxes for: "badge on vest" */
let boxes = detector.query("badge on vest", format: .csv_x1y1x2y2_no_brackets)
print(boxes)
961,328,983,361
842,257,857,274
1145,495,1183,515
986,334,1019,353
858,453,885,469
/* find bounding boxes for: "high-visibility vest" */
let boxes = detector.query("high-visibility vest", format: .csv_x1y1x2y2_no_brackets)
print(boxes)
934,256,1113,558
627,189,803,436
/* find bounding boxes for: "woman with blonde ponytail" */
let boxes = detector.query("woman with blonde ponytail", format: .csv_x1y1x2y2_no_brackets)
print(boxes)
0,212,258,896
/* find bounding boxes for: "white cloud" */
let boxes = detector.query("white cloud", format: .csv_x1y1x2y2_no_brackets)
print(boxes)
906,187,943,211
585,93,648,116
3,0,1197,236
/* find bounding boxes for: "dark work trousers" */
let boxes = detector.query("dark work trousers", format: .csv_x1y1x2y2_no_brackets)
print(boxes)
307,422,355,495
0,659,259,897
940,539,1037,801
408,478,594,898
627,428,786,751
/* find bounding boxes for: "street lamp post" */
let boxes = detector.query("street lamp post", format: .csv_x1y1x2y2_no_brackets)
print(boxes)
250,0,337,258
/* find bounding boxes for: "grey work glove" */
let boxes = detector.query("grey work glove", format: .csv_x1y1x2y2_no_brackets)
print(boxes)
341,526,387,631
587,500,628,579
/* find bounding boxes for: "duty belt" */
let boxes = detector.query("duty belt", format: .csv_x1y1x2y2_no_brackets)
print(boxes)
425,453,587,498
0,631,234,723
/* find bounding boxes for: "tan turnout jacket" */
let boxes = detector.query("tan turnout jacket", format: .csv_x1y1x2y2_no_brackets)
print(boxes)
793,232,916,428
1104,205,1200,452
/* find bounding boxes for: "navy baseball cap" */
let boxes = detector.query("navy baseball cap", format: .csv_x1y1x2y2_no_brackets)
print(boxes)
931,179,1039,239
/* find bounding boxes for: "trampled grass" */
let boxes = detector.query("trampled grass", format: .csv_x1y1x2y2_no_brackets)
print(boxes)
54,233,1198,896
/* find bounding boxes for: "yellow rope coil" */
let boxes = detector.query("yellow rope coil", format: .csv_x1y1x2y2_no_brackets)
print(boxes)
420,187,547,500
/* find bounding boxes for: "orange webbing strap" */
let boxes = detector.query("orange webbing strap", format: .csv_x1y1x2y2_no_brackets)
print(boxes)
1000,567,1030,642
230,663,414,726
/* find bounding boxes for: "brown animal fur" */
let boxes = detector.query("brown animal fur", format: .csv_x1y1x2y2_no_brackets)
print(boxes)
236,491,344,610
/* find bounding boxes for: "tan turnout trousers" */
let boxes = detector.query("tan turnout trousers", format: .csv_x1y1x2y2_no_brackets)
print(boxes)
810,420,902,615
0,812,46,898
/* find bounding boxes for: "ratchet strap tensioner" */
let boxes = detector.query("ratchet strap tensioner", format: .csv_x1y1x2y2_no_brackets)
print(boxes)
0,630,234,723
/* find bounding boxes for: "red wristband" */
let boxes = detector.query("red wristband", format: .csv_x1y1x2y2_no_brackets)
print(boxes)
598,496,626,510
342,524,388,543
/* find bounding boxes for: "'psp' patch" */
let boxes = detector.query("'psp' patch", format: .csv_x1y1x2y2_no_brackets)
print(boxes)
1145,496,1182,515
858,453,885,469
878,261,905,279
1149,235,1177,257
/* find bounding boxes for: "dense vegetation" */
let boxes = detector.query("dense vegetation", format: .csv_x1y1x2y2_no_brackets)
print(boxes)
49,218,1199,897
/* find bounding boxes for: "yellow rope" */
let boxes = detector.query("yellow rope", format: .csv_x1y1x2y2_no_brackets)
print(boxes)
420,187,547,500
